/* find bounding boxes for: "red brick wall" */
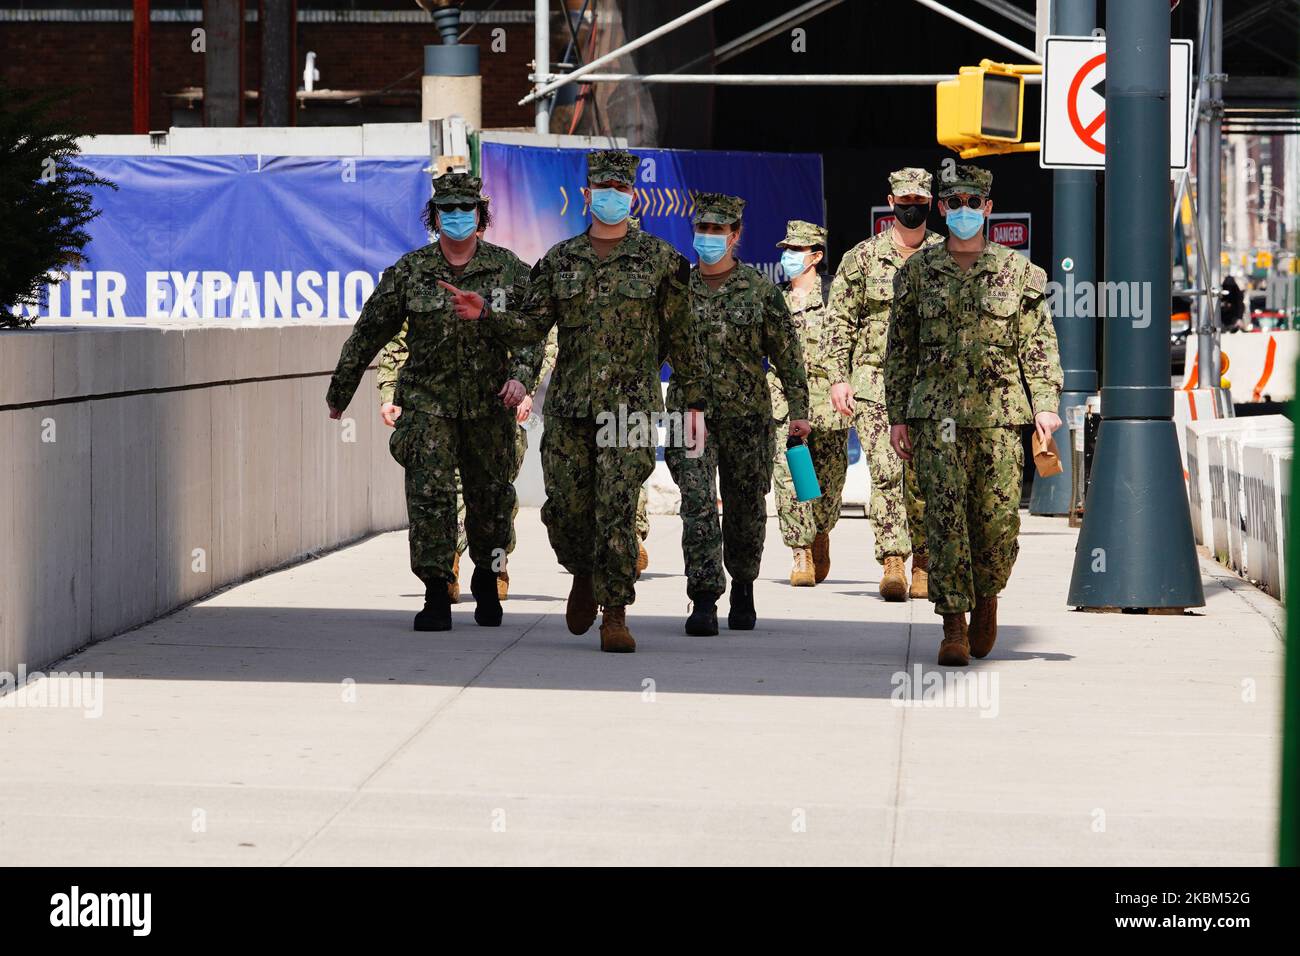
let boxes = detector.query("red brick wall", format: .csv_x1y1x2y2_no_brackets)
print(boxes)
0,20,540,133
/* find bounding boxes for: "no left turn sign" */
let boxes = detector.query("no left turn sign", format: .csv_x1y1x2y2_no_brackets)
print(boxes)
1040,35,1193,172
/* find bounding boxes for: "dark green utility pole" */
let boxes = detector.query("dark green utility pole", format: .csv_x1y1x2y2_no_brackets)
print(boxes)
1031,0,1099,516
1067,0,1205,610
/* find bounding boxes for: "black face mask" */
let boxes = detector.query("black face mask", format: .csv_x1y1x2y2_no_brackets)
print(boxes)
892,203,929,229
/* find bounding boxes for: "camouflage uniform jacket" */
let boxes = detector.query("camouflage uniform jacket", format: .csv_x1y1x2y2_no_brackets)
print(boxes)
826,228,944,404
376,321,546,405
664,262,808,421
884,240,1063,427
488,227,708,416
767,277,845,430
327,240,540,417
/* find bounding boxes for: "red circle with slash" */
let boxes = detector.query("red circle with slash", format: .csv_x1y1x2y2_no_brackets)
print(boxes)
1067,52,1108,155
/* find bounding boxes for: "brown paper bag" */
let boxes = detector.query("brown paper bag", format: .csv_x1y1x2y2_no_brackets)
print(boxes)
1032,431,1063,478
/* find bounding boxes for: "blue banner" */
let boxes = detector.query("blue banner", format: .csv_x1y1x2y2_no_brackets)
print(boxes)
481,142,824,282
15,144,823,322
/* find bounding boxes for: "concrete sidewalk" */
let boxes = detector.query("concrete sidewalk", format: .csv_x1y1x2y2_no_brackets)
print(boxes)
0,510,1284,865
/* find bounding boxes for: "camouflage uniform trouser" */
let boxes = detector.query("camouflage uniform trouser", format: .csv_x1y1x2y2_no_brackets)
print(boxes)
772,424,850,548
910,420,1023,615
450,426,529,556
665,415,775,600
854,399,926,562
390,409,518,587
540,415,654,608
635,486,649,541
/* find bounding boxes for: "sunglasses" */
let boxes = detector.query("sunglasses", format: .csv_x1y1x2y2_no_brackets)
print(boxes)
436,202,479,213
943,195,986,210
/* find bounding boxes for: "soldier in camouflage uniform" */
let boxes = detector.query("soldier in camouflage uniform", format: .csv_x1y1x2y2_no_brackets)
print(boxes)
884,164,1062,666
377,320,541,602
827,168,942,602
665,193,810,635
441,150,709,653
326,172,540,632
769,219,849,588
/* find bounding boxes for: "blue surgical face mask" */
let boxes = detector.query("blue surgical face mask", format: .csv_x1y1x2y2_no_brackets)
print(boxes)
780,250,808,280
589,187,633,225
945,205,985,241
437,208,477,241
693,231,729,265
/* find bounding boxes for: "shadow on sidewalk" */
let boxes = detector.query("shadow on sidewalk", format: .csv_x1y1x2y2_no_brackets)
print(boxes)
69,604,1071,699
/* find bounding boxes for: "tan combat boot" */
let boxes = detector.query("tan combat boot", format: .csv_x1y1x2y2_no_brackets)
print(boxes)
909,552,929,600
599,606,636,653
811,531,831,583
938,612,970,667
635,541,649,579
566,573,598,635
447,552,461,603
880,555,908,602
496,561,509,601
969,594,998,658
790,547,815,587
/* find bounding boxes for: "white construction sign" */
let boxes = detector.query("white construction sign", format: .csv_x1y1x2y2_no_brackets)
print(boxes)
1040,35,1193,172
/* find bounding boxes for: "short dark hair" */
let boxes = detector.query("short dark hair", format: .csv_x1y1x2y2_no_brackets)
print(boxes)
422,198,491,235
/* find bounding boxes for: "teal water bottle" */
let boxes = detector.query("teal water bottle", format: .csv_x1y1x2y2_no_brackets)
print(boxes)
785,437,822,502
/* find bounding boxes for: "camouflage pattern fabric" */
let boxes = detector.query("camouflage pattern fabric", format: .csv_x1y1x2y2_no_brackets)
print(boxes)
693,191,746,226
328,240,541,416
327,240,538,587
910,421,1023,614
825,227,943,405
884,241,1062,427
771,426,848,549
666,415,776,599
431,171,484,204
665,262,809,421
824,226,941,560
587,149,638,185
775,219,827,250
889,167,934,199
768,279,846,432
635,486,649,541
933,163,993,198
853,399,926,561
540,416,655,607
886,232,1062,615
388,409,518,586
488,226,708,607
489,228,705,417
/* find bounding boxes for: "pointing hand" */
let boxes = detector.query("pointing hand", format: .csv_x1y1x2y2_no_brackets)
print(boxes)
438,280,487,320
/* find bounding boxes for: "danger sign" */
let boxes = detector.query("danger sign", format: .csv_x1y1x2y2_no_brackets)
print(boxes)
1040,35,1193,172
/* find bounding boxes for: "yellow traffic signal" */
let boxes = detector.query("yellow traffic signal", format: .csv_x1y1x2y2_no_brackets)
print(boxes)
936,60,1040,159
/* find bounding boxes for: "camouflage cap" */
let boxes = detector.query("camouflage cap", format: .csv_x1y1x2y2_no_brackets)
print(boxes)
586,149,639,186
934,163,993,198
888,167,933,200
776,219,827,249
431,172,483,205
692,191,746,226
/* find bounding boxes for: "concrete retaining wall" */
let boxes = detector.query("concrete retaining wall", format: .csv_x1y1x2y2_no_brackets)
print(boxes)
0,322,407,673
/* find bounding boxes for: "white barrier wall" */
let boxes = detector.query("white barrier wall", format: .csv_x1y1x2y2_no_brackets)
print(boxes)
0,322,407,674
1185,415,1289,548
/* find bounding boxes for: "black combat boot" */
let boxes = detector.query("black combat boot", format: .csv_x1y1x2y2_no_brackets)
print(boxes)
684,594,720,636
727,580,756,630
470,566,503,627
414,582,452,632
